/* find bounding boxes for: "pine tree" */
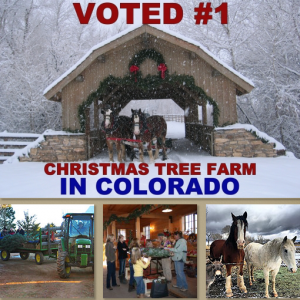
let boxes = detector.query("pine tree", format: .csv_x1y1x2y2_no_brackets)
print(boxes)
0,206,16,230
17,211,40,240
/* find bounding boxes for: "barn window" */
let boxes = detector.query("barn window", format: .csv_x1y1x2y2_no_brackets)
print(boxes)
143,226,150,239
184,213,197,234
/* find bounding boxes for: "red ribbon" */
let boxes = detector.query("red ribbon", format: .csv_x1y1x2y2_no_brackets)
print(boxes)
130,65,139,82
158,63,167,79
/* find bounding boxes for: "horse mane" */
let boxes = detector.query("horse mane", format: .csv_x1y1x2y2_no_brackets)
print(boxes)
226,215,248,246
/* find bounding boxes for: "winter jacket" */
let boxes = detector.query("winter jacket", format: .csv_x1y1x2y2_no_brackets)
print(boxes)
169,238,187,262
105,241,116,262
117,241,129,259
133,258,150,277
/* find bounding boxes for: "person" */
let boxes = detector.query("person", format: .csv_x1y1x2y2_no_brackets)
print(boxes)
168,231,188,292
128,238,139,292
16,226,25,235
1,227,8,237
105,234,120,290
77,221,89,236
117,234,128,284
8,228,15,235
132,247,151,298
158,233,173,282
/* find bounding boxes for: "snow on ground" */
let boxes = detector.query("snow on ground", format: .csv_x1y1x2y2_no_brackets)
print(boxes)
0,123,299,198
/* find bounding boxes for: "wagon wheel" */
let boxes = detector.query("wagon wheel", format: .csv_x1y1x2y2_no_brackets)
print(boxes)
35,252,44,265
1,250,10,261
20,252,30,260
57,248,71,278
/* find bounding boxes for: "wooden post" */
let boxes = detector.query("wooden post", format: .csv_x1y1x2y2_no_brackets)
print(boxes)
135,217,141,241
112,221,116,238
94,99,99,130
85,108,90,160
202,103,207,125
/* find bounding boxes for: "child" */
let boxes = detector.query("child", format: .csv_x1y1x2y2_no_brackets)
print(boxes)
131,247,151,298
128,238,140,292
117,234,128,283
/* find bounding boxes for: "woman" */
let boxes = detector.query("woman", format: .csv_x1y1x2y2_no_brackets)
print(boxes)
132,247,151,298
8,228,15,235
168,231,188,292
105,234,120,290
117,234,128,284
128,238,139,292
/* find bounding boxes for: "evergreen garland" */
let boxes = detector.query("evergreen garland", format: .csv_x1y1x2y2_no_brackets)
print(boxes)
78,74,219,132
103,205,154,230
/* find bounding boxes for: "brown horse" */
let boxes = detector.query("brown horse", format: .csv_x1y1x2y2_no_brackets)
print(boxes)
210,212,248,297
101,105,132,162
131,109,167,163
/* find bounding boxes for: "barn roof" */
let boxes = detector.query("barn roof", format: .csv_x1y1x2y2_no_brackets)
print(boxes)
44,24,254,100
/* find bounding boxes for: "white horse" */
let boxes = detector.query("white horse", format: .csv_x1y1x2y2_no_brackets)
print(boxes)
245,236,297,298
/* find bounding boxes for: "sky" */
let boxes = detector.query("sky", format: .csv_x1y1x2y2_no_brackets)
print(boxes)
206,204,300,240
9,204,93,227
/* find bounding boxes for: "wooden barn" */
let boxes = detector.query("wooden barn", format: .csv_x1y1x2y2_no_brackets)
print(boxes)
103,204,197,298
42,24,259,160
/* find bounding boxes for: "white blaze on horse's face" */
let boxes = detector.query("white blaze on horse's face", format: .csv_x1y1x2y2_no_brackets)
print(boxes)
236,220,245,249
133,113,140,135
280,238,297,273
104,109,112,128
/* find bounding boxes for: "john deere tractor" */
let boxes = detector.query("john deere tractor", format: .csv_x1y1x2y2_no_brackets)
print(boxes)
57,212,94,278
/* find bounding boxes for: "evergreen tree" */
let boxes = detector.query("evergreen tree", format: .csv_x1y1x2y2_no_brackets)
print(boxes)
0,205,16,230
17,211,40,239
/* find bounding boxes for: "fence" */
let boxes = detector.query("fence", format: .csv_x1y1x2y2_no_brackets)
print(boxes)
157,114,185,123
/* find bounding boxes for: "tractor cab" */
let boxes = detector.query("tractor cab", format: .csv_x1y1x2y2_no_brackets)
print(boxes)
57,213,94,278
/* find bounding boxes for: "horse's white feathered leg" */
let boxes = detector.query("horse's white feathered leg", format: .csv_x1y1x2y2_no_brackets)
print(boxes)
225,275,233,297
271,270,278,297
138,142,144,163
237,275,247,293
264,269,270,298
107,139,114,162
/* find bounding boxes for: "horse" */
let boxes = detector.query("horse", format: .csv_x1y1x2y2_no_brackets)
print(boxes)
101,105,132,162
206,256,223,297
245,236,297,298
131,109,167,163
210,212,248,297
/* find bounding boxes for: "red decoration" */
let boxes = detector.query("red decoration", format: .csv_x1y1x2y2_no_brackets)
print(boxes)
130,65,139,82
158,63,167,79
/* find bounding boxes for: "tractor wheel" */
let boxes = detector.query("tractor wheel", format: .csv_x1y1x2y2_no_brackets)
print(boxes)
20,252,30,260
57,250,71,278
35,252,44,265
1,250,10,261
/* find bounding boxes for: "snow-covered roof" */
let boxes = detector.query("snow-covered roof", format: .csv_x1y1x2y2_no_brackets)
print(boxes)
44,24,254,99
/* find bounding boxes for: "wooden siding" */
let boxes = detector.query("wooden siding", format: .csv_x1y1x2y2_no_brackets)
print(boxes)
60,30,245,130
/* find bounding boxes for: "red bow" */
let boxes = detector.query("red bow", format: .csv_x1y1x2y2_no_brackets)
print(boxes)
158,63,167,79
130,65,139,82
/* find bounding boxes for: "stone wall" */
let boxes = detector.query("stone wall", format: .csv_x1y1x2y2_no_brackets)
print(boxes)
213,128,277,157
19,134,87,162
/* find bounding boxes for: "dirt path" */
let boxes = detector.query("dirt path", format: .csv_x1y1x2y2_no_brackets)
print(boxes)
0,253,94,298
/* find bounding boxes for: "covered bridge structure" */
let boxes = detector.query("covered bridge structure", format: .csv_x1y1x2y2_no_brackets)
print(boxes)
40,25,276,161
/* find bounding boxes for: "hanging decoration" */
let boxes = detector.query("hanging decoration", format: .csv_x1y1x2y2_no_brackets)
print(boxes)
128,48,168,82
130,65,139,82
157,63,167,79
103,205,154,230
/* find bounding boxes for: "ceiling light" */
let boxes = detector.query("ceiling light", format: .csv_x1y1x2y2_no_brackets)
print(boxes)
162,208,172,213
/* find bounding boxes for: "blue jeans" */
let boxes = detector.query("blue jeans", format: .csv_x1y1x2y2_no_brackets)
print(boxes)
107,261,117,288
129,260,135,285
134,276,145,295
174,261,188,289
119,259,126,276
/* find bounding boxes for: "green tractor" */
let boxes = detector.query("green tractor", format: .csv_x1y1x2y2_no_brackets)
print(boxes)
57,212,94,278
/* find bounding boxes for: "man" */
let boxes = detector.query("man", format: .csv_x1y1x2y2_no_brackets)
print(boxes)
158,233,173,282
16,226,25,235
168,231,188,292
1,227,8,237
77,221,89,236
